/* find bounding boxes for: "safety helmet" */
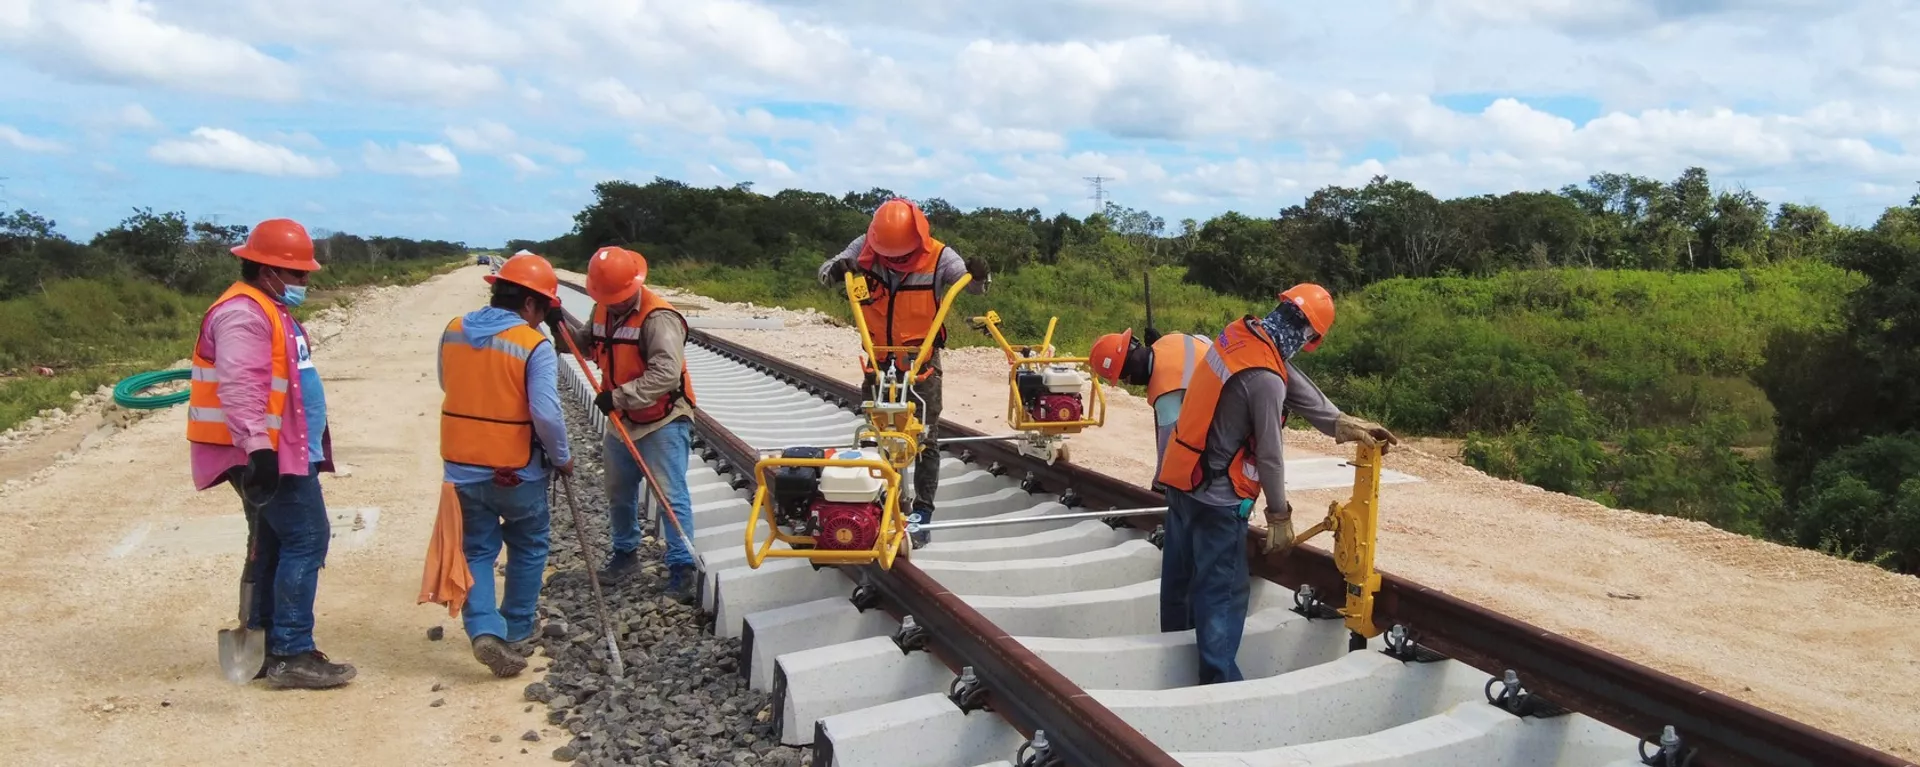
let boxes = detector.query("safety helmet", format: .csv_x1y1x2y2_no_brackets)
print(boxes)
485,252,561,302
586,246,647,305
230,218,321,272
1279,283,1335,352
867,198,930,261
1088,329,1135,384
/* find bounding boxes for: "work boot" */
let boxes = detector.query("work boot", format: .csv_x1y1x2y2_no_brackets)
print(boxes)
665,564,698,605
597,549,640,584
908,503,935,549
261,650,356,689
472,635,528,678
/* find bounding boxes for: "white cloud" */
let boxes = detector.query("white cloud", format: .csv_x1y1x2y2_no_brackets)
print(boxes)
112,103,161,131
332,50,503,104
148,127,338,176
0,124,66,152
444,120,583,164
362,141,462,177
0,0,298,100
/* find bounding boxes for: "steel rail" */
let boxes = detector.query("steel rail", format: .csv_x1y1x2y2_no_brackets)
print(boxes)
555,282,1176,766
687,326,1913,767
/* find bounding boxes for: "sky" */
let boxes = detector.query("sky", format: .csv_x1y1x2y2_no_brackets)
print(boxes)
2,0,1919,246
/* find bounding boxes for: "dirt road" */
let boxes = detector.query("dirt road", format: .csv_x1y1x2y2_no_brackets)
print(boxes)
661,284,1920,759
0,266,554,766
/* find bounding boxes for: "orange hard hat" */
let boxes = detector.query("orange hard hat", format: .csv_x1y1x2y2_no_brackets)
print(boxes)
586,246,647,305
485,252,560,302
1088,330,1134,384
1279,283,1335,351
230,218,321,271
867,198,930,260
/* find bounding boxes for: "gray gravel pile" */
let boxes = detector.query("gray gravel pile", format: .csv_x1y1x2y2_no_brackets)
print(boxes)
525,391,812,766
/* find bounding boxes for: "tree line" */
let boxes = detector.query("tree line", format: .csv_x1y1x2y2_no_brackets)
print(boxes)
515,171,1920,573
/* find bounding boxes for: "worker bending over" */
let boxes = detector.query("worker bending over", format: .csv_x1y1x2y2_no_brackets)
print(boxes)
817,198,989,547
1154,284,1399,684
1088,326,1213,482
562,246,700,603
438,253,574,677
186,218,354,689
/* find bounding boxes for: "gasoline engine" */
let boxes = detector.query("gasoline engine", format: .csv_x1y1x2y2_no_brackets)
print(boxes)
769,448,891,552
1014,364,1090,424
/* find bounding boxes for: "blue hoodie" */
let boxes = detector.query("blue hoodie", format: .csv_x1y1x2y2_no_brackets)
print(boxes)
441,307,571,485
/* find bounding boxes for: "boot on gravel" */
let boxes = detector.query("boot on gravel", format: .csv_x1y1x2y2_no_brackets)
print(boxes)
908,503,935,549
262,650,356,689
597,549,640,584
472,635,527,678
665,564,697,605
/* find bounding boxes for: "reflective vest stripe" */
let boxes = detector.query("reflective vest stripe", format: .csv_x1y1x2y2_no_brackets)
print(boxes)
185,281,293,449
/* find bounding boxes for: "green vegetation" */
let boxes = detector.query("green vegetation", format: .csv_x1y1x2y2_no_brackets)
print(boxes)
514,172,1920,574
0,208,468,433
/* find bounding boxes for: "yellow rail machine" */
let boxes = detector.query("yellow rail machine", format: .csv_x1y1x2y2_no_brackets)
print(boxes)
959,311,1108,464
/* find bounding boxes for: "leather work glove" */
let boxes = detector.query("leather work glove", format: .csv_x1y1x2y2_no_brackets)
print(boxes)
593,390,615,416
243,449,280,502
964,257,991,286
543,306,566,336
1143,326,1163,345
554,458,575,477
824,259,852,285
1334,414,1400,454
1261,502,1295,556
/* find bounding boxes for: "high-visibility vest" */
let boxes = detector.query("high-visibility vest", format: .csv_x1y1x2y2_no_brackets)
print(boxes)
853,235,949,381
1146,333,1211,406
438,317,549,469
590,288,696,425
186,282,292,448
1155,318,1291,500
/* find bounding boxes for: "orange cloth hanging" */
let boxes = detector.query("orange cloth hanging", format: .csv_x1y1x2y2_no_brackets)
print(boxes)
417,481,472,616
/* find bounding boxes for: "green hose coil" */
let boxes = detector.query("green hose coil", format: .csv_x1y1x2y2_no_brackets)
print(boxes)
112,369,192,410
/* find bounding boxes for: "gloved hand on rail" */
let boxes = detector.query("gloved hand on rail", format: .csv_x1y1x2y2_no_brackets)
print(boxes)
1334,414,1400,454
1261,502,1295,556
242,449,280,502
593,390,615,416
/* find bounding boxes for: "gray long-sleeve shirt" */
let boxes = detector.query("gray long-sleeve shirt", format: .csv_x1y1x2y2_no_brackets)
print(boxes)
817,234,986,369
565,306,693,441
1188,361,1343,516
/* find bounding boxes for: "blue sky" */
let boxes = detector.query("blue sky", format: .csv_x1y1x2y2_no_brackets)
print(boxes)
3,0,1918,246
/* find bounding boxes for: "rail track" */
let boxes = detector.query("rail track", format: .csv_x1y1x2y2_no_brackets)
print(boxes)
553,282,1909,767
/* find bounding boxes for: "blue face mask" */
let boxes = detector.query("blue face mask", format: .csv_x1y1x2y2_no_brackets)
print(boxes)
281,285,308,307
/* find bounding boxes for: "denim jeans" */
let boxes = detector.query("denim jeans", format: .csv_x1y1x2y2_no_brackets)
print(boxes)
606,417,695,566
458,477,552,643
1160,489,1251,685
244,464,331,657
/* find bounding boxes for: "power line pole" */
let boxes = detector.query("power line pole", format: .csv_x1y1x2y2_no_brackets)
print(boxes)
1085,176,1108,214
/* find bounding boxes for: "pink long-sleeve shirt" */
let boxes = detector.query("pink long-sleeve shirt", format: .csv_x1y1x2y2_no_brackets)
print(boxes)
188,293,334,491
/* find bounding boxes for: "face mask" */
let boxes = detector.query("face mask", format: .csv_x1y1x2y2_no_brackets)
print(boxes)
281,285,308,307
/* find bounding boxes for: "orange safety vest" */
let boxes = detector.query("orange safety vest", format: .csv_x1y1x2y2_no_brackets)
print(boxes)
1155,318,1290,500
186,282,292,448
1146,333,1211,406
438,316,549,469
854,235,949,380
590,288,697,425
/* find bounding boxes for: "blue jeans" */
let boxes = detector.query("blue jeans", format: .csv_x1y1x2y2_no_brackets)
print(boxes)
1160,490,1250,685
458,477,552,643
244,464,331,657
606,418,694,567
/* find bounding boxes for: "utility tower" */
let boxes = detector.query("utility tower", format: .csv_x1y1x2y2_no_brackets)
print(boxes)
1085,176,1108,214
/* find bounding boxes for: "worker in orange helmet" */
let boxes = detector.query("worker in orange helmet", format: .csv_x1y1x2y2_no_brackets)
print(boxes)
186,218,356,689
817,198,990,548
437,252,574,677
558,246,701,603
1152,283,1398,685
1087,326,1214,482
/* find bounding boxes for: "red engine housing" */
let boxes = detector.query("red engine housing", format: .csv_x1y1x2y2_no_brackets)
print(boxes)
812,499,883,550
1028,393,1085,423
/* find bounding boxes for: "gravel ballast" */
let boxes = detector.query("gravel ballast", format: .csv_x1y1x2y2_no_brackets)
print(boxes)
523,389,811,766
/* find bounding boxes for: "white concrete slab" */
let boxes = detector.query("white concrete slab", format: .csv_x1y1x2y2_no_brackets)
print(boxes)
743,597,896,691
814,693,1024,767
777,635,953,745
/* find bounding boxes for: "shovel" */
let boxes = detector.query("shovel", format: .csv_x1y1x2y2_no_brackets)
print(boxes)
217,482,270,684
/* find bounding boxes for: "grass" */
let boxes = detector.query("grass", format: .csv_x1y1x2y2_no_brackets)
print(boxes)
0,258,465,433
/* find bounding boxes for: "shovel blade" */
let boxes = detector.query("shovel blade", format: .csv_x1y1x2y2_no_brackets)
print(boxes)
218,627,267,685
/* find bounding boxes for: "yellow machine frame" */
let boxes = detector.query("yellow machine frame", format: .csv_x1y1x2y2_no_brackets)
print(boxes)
741,271,973,570
967,311,1109,438
1288,442,1385,639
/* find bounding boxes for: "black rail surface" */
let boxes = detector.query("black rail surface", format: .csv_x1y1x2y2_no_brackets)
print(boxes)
687,327,1913,767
